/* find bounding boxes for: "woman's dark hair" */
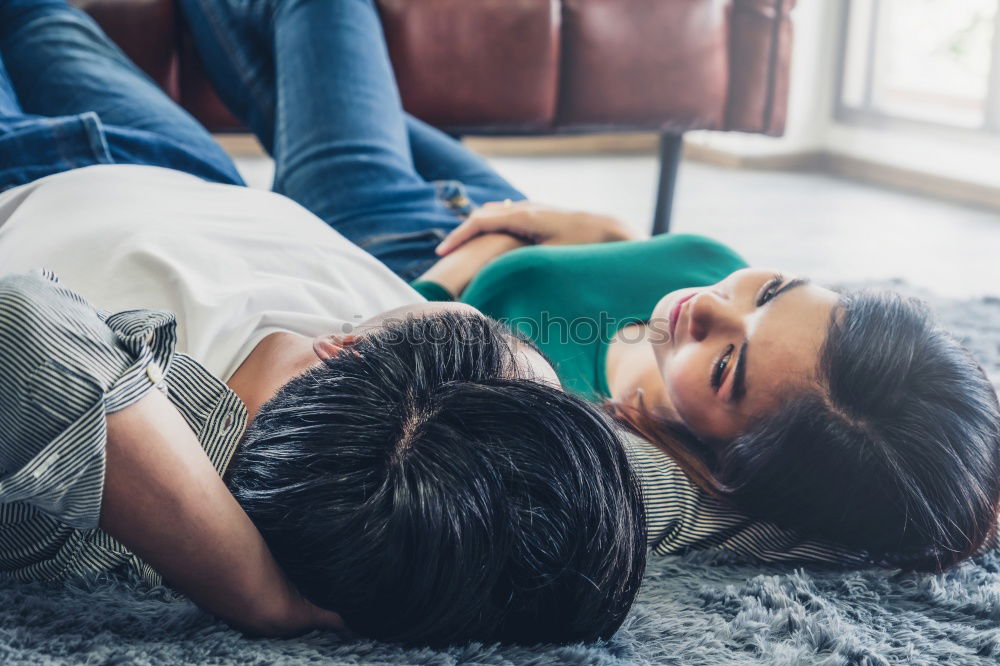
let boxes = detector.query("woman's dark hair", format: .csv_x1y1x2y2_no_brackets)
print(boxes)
613,289,1000,571
226,311,646,646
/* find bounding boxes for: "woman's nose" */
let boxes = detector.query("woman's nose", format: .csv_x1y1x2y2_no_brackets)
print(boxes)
688,291,738,342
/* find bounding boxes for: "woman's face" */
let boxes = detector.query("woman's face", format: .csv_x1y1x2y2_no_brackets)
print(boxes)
648,268,841,443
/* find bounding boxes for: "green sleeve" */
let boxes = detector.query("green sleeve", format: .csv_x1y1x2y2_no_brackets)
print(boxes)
409,280,454,302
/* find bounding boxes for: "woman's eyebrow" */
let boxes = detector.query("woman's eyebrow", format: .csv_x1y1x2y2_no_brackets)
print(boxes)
730,278,809,404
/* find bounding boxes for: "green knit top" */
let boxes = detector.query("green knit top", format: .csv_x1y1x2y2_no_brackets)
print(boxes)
411,234,748,401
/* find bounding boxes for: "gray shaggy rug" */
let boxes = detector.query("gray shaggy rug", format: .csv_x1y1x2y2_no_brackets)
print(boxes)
2,283,1000,666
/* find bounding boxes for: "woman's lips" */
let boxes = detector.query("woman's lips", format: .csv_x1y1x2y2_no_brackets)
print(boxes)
669,293,697,342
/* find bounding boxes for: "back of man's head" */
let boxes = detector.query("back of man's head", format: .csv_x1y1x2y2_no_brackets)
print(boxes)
226,311,647,646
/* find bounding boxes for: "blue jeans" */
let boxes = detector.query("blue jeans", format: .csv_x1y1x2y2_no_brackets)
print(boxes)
0,0,244,189
1,0,526,281
177,0,526,280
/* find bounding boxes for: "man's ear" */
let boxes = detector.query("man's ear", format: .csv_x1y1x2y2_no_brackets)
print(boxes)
312,334,358,360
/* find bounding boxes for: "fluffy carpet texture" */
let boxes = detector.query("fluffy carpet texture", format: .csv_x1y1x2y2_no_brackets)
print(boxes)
2,284,999,666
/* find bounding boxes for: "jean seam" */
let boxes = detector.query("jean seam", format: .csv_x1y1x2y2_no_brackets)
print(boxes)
196,0,276,135
79,112,113,165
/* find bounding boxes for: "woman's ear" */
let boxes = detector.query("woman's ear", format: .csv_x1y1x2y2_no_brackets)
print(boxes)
312,334,358,360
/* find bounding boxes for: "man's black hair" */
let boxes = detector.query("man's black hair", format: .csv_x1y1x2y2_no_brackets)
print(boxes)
226,311,647,646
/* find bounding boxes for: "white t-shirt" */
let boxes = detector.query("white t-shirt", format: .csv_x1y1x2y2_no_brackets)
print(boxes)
0,165,424,381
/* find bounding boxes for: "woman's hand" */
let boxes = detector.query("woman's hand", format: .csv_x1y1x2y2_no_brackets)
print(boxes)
435,201,638,256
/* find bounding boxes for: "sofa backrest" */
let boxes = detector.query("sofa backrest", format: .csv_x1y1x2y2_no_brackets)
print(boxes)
71,0,795,136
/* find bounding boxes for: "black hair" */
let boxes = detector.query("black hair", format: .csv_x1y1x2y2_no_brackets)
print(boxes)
615,290,1000,570
226,311,646,646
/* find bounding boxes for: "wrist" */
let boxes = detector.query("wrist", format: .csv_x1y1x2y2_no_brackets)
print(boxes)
242,592,339,638
594,215,636,242
485,232,531,255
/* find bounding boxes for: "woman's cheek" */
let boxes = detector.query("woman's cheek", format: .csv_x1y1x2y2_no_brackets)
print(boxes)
661,351,704,426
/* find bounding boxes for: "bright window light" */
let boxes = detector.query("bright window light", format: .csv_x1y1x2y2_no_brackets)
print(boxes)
839,0,999,131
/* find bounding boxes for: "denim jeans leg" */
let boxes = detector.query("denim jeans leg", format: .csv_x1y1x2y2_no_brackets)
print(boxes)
179,0,524,208
0,53,22,117
0,0,243,185
181,0,459,278
175,0,278,153
406,114,526,207
179,0,530,279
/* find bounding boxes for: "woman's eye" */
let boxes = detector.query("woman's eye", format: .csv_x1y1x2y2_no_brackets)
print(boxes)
711,344,735,391
756,274,784,307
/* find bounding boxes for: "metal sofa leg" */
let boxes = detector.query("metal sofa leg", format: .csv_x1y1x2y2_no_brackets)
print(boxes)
652,132,683,235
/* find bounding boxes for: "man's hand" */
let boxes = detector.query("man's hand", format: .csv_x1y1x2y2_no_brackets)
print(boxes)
102,387,344,637
255,588,346,638
435,201,638,256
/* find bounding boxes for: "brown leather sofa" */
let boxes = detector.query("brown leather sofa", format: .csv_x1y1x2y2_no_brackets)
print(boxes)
72,0,796,234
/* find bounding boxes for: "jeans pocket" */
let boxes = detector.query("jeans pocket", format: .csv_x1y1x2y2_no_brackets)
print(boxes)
0,112,113,190
432,179,478,218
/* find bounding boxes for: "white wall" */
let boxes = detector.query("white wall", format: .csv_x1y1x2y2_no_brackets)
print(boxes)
825,120,1000,190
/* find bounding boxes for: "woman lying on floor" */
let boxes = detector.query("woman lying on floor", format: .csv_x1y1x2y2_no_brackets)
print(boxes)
418,207,1000,569
177,0,1000,572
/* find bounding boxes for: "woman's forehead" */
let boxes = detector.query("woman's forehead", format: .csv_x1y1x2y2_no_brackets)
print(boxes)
740,282,839,415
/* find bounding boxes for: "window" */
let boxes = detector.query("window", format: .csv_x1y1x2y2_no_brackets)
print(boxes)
837,0,1000,132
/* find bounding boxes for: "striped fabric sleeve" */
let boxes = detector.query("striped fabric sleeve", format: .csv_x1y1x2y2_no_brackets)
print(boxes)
0,269,175,530
622,433,868,565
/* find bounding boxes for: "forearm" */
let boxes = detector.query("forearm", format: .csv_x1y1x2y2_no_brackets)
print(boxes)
102,389,336,636
417,232,527,298
434,203,639,257
571,211,635,244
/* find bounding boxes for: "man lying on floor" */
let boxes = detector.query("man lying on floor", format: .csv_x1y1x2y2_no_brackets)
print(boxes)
0,0,647,646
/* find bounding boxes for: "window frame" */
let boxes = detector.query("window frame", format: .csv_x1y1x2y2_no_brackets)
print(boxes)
834,0,1000,135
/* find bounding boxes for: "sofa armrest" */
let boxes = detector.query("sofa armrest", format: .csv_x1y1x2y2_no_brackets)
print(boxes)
556,0,794,135
725,0,796,135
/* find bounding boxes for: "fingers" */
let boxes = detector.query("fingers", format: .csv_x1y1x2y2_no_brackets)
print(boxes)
435,200,532,255
436,214,508,255
436,219,480,255
313,607,346,632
